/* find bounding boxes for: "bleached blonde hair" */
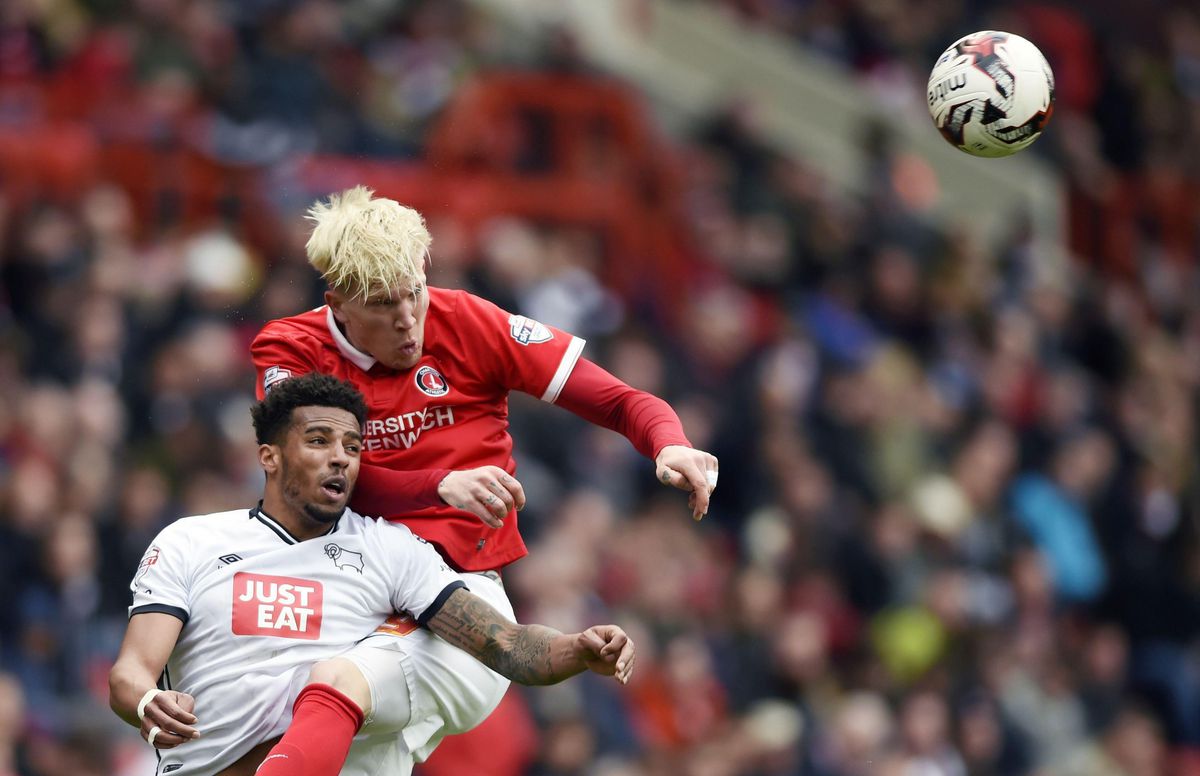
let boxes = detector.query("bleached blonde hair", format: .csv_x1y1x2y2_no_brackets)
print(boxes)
305,186,431,300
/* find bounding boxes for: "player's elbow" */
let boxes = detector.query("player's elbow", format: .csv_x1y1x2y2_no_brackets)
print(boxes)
107,663,130,723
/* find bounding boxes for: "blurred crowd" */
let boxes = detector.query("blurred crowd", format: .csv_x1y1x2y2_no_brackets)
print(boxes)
1,1,1199,776
712,0,1200,275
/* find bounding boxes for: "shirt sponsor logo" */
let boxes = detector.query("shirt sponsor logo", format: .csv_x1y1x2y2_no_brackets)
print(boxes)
414,365,450,397
263,366,292,393
508,314,553,345
364,406,455,451
324,543,364,573
232,572,323,640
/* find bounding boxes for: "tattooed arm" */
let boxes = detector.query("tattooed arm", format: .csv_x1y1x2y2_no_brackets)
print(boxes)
425,588,635,686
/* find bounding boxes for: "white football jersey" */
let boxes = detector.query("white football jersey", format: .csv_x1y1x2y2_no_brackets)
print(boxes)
129,504,463,776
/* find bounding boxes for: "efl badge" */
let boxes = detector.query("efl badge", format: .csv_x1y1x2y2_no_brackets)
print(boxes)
508,315,553,345
135,545,161,583
263,366,292,393
415,365,450,397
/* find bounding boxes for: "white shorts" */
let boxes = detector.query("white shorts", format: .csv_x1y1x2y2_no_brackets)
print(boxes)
336,572,514,776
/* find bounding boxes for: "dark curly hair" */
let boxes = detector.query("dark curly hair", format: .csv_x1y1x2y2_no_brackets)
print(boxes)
251,373,368,445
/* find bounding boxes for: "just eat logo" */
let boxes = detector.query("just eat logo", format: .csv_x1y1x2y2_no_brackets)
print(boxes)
231,572,323,640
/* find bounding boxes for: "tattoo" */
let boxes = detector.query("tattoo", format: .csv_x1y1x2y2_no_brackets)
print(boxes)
427,590,565,685
661,471,672,483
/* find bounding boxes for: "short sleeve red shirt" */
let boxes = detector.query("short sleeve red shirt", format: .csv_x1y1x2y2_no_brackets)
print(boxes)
250,288,585,571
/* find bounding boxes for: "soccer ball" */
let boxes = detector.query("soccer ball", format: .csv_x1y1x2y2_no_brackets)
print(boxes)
927,31,1055,157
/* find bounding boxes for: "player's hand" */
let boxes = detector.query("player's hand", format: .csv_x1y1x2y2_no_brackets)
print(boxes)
574,625,635,685
141,690,200,749
655,445,719,521
437,466,526,529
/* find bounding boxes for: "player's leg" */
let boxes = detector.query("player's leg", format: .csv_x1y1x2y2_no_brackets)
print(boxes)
253,663,367,776
255,572,511,776
346,571,514,764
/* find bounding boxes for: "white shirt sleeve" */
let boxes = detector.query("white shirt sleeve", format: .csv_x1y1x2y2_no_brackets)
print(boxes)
372,520,466,624
129,522,194,623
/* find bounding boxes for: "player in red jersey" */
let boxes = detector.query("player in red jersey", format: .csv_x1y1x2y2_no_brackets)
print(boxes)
249,186,717,774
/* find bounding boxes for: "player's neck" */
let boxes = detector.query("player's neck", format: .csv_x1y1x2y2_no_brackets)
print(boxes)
258,496,335,542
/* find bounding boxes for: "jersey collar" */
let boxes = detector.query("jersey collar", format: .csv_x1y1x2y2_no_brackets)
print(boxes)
250,501,342,545
325,306,376,372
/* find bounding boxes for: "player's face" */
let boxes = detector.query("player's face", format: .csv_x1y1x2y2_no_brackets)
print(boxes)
327,276,429,371
273,406,362,533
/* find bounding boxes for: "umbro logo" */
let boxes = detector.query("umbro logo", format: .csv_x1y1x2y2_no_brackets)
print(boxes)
218,553,243,567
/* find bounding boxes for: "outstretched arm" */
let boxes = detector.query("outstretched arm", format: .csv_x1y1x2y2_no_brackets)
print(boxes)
555,358,719,519
425,588,634,686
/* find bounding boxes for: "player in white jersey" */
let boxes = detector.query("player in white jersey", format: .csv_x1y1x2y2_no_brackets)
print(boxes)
109,373,635,776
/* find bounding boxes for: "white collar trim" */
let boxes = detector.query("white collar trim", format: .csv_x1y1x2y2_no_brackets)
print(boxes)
325,306,376,372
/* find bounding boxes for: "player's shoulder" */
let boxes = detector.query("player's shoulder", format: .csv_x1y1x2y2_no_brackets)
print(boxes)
254,307,331,345
340,508,420,545
157,508,248,546
428,286,468,314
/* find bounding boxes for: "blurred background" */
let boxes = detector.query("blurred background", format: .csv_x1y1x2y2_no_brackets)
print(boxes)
1,0,1199,774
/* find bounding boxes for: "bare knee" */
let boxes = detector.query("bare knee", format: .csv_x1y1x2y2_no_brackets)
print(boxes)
308,658,372,717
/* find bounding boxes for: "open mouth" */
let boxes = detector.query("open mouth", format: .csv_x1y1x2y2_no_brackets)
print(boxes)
320,476,347,500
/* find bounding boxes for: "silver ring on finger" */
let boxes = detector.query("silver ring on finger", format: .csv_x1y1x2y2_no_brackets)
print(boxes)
148,725,164,747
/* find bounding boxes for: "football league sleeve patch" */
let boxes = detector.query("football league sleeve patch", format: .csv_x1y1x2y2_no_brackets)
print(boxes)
129,528,192,623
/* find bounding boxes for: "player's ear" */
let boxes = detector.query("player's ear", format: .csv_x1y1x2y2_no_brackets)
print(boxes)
258,443,281,475
325,289,347,323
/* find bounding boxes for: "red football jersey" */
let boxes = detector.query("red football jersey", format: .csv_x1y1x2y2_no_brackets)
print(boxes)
251,288,585,571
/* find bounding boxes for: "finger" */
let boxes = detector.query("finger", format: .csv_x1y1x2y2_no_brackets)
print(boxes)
145,725,191,749
145,711,199,740
690,491,709,521
478,488,508,522
484,479,515,513
466,500,503,529
599,631,628,657
685,466,711,519
657,465,682,489
616,649,635,684
579,629,608,656
174,692,196,715
497,472,526,511
442,478,504,528
158,696,198,725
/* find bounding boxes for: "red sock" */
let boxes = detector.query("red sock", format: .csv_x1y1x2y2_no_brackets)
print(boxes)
255,683,365,776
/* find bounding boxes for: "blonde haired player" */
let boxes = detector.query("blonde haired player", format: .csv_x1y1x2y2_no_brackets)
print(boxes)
248,186,716,771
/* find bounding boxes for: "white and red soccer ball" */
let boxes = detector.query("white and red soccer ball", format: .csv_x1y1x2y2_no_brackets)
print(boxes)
927,31,1055,158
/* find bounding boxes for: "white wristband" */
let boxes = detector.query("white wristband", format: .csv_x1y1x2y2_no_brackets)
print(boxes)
137,688,163,721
